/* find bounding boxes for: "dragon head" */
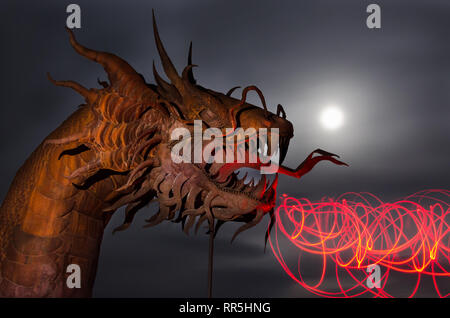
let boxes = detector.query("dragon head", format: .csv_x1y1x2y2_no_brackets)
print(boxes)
146,13,296,239
47,11,346,243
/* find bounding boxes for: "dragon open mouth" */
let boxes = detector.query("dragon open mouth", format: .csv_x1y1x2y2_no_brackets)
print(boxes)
213,166,278,201
197,135,290,203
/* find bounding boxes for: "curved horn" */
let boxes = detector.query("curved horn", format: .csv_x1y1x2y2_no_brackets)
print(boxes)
152,61,182,102
47,73,96,104
185,41,196,84
182,64,198,82
241,85,269,119
226,86,241,97
276,104,286,119
65,28,146,90
152,10,182,88
152,61,171,92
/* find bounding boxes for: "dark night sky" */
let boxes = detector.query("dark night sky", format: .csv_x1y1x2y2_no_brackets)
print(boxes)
1,0,449,297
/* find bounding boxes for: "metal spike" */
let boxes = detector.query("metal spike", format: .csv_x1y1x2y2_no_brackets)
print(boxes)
276,104,286,119
65,28,148,91
182,64,198,83
231,209,264,243
152,9,182,88
152,61,182,102
226,86,241,97
47,73,96,104
186,41,196,84
254,175,266,199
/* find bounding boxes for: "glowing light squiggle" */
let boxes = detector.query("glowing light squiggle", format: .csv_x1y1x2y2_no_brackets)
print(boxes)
269,189,450,298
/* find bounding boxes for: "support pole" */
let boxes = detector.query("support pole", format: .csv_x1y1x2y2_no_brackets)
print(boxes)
207,224,215,298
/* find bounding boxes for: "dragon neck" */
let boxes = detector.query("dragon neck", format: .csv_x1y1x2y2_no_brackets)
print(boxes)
0,106,134,297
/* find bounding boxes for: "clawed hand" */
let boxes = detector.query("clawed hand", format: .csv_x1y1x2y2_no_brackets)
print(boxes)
276,148,349,179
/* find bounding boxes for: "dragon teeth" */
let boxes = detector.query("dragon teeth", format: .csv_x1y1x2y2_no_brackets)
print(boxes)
265,174,276,189
229,167,277,199
253,174,266,198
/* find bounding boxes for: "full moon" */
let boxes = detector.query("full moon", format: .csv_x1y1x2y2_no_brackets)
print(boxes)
320,106,344,130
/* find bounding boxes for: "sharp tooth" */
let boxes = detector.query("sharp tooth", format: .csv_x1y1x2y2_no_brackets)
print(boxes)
271,174,279,189
242,173,249,184
265,174,273,189
254,174,266,198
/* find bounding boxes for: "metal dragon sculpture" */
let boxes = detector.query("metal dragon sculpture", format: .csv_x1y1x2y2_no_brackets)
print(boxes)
0,12,347,297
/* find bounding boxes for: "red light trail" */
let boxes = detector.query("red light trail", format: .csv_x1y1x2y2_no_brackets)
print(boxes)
268,189,450,298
